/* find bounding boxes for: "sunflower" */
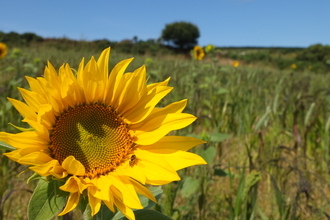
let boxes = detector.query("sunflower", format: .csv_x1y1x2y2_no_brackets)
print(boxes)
205,44,215,53
0,42,8,58
193,45,205,60
0,48,206,219
233,60,239,67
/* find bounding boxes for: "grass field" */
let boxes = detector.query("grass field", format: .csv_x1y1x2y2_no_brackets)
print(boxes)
1,42,330,220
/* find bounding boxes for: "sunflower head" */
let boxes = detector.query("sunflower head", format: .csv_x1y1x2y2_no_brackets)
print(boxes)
233,60,239,67
205,44,215,53
193,45,205,60
0,48,206,219
0,42,8,59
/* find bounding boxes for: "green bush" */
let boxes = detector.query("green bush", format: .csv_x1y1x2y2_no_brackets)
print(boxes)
296,44,330,62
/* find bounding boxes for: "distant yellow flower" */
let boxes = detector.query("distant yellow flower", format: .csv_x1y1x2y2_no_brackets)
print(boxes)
205,44,215,53
193,45,205,60
291,64,297,69
308,65,313,70
0,48,206,219
0,43,8,59
233,60,239,67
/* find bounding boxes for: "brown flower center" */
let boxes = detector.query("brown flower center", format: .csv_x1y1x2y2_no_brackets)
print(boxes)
50,105,134,178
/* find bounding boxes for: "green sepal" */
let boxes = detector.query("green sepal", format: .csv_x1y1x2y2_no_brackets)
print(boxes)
27,172,42,184
8,122,34,132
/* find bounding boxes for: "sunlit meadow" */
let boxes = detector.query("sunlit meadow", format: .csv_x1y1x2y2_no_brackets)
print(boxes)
1,40,330,220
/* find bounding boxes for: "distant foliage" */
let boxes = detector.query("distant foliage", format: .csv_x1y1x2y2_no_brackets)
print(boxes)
296,44,330,63
161,21,200,50
0,31,43,46
0,31,171,56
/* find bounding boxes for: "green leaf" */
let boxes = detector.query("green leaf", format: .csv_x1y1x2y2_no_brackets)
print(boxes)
209,132,231,142
28,179,66,220
254,106,271,131
325,115,330,132
0,141,16,151
123,210,172,220
304,102,315,126
198,146,216,165
213,168,228,177
79,195,89,215
180,176,200,198
95,204,115,220
217,88,229,95
270,174,285,217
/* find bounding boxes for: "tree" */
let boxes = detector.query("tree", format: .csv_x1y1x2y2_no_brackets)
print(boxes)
161,21,200,49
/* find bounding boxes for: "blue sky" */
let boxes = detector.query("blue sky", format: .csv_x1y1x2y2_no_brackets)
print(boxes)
1,0,329,47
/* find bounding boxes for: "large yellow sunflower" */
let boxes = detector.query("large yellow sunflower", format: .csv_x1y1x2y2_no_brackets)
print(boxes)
0,42,8,58
0,48,206,219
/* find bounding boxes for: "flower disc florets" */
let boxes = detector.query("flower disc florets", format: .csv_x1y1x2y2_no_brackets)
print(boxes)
50,104,133,178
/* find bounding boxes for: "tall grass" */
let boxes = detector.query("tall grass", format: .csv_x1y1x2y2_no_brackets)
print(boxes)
1,43,330,219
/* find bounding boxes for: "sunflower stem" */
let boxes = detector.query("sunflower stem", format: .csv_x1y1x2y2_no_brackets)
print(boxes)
163,183,174,217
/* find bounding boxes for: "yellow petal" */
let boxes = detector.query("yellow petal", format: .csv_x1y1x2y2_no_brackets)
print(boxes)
50,164,68,179
17,151,53,165
88,175,111,201
4,148,38,162
162,151,207,170
25,76,46,97
8,98,37,121
29,160,55,176
116,164,147,185
123,86,173,124
59,176,88,194
44,61,61,89
147,77,170,90
58,192,80,216
129,179,157,203
1,131,48,150
37,104,56,129
97,47,110,81
139,136,205,153
62,156,85,176
113,195,135,220
18,88,47,112
21,119,49,140
134,113,196,145
130,99,188,130
103,193,115,213
83,56,104,103
87,193,101,216
135,149,180,185
104,58,134,107
108,175,143,209
115,66,147,114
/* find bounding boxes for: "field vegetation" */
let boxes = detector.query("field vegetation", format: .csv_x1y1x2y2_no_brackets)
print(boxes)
1,31,330,219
